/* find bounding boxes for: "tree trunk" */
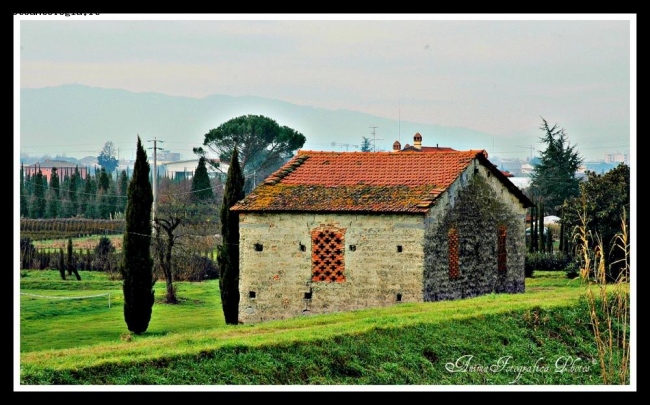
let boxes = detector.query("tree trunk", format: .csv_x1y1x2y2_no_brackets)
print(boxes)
163,234,177,304
537,201,546,253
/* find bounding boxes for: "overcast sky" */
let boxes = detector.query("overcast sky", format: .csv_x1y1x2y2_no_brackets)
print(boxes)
15,13,635,162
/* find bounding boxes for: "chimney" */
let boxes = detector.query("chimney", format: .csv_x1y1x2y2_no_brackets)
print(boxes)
393,140,401,152
413,132,422,150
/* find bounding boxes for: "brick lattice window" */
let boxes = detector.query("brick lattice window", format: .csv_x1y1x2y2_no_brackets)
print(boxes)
448,227,460,279
311,226,346,282
498,225,507,273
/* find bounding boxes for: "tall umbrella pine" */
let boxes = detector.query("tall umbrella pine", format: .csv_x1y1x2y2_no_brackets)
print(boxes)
218,145,245,325
120,136,155,335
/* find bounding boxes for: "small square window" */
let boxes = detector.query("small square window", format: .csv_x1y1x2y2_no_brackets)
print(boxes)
248,291,256,299
254,243,263,252
397,245,403,253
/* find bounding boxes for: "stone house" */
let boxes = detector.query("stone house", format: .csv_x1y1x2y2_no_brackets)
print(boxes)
231,134,534,323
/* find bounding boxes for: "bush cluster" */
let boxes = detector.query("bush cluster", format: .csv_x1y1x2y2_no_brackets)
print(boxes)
524,251,573,277
21,236,220,282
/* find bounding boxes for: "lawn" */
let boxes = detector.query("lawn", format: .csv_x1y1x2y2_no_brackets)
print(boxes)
17,270,631,386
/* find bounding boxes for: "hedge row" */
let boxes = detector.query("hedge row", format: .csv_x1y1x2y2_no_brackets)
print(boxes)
20,218,125,240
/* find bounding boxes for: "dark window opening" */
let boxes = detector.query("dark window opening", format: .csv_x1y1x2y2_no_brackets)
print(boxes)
474,168,479,174
349,244,356,252
254,243,263,252
397,245,403,253
304,289,312,300
299,243,306,252
396,293,402,302
248,291,256,299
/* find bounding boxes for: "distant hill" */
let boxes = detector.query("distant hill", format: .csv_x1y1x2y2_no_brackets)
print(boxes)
20,84,495,161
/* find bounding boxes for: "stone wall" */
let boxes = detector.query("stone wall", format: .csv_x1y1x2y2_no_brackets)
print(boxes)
238,213,425,323
422,162,527,301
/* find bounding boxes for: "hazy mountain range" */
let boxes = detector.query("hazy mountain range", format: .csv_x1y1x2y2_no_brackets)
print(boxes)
20,84,499,162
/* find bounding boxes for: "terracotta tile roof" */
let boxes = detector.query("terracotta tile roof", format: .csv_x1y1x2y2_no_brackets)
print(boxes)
231,149,494,214
27,160,80,168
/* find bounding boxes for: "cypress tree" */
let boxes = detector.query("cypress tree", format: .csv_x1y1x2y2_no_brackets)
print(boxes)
46,167,61,218
119,170,129,214
66,237,81,280
218,146,245,325
30,169,46,218
67,168,79,217
98,167,110,192
191,156,214,203
20,163,29,217
120,136,155,335
58,248,66,280
50,167,61,198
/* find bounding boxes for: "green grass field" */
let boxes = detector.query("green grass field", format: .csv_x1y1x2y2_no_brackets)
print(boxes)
17,270,631,387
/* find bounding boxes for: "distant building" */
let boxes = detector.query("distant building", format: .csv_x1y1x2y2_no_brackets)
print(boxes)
23,160,89,181
604,152,629,166
520,163,534,175
162,159,228,181
392,132,459,153
157,150,182,163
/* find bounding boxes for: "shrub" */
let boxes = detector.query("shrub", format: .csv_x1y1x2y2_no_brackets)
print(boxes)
525,251,573,277
20,237,37,269
173,254,219,281
92,236,117,271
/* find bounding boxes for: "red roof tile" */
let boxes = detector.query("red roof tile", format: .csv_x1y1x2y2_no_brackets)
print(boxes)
232,149,489,214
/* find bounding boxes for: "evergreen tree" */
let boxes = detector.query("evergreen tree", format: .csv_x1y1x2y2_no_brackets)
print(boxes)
194,114,305,195
562,163,630,281
66,167,80,216
191,156,214,203
80,174,96,218
20,164,28,217
46,167,61,218
98,167,110,192
118,169,129,213
218,145,245,325
50,167,60,198
24,170,33,196
529,118,583,214
67,237,81,280
361,136,373,152
98,141,119,173
58,248,66,280
30,169,46,218
120,136,155,335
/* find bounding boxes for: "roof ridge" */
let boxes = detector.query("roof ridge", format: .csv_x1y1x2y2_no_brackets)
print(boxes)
263,154,310,185
297,149,486,155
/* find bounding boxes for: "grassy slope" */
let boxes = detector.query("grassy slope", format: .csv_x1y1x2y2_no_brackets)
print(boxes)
18,271,630,386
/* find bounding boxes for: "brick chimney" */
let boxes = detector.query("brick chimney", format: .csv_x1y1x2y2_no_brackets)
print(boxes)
393,140,401,151
413,132,422,150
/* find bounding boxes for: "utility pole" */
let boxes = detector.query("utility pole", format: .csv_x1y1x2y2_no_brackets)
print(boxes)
369,126,382,152
148,137,164,224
